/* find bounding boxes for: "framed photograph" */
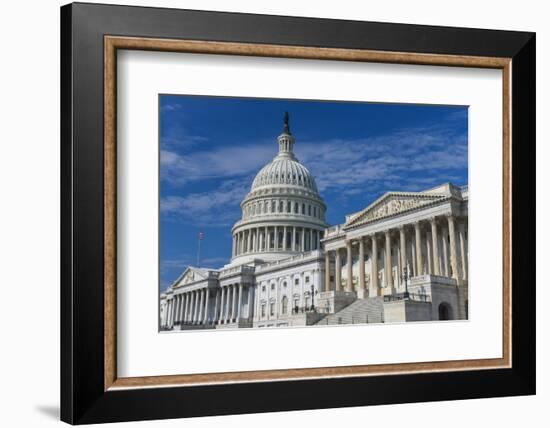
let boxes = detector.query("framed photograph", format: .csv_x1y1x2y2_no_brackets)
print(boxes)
61,2,535,424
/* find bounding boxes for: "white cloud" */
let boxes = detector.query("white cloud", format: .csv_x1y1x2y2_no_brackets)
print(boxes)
160,143,274,186
161,179,249,226
160,113,467,224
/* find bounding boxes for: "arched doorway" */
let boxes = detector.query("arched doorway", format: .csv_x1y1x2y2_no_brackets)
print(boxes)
438,302,453,320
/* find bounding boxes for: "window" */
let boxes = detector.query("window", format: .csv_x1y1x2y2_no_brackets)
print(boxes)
294,202,298,213
270,303,275,316
294,278,299,285
308,205,311,216
287,201,291,212
262,285,266,292
261,304,266,317
302,203,305,214
283,281,287,288
271,283,275,290
282,296,288,314
305,276,310,284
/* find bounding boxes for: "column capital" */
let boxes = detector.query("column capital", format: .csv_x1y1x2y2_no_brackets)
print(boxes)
445,212,455,219
429,215,438,224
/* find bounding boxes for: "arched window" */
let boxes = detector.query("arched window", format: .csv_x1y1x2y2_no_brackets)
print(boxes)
302,203,305,214
279,201,283,212
308,205,312,216
271,201,275,212
287,201,291,212
282,296,288,314
294,202,299,213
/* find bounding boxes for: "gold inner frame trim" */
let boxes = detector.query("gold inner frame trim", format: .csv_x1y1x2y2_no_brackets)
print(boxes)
104,35,512,391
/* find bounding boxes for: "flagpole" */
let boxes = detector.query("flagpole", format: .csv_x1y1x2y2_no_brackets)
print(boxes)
197,234,201,268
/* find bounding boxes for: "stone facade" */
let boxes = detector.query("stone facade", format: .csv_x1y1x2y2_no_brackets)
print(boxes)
160,116,469,331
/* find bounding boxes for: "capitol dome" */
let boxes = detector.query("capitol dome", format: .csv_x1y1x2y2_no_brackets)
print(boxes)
251,147,318,193
231,113,328,265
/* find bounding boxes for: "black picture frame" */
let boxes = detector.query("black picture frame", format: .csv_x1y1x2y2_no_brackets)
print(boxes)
61,2,535,424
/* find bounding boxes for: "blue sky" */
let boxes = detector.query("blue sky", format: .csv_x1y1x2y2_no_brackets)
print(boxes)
159,95,468,291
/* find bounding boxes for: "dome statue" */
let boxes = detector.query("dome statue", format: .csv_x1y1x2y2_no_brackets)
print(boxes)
230,113,328,265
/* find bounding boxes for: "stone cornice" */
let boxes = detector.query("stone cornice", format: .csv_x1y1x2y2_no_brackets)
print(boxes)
343,193,453,231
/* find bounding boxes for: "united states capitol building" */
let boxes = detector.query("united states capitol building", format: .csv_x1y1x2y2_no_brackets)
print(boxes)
160,114,469,330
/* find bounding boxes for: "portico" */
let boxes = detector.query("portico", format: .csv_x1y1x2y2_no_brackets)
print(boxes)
322,183,468,313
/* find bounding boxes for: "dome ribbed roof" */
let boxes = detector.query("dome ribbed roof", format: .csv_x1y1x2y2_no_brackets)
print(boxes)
250,113,319,194
251,157,318,192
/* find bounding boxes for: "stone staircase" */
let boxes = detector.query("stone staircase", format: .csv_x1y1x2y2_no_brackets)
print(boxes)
315,297,385,326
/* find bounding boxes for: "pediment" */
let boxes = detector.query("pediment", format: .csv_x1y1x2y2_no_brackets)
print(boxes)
175,267,208,287
345,192,447,228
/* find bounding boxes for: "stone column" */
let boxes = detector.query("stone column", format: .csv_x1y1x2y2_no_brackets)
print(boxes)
231,284,237,321
225,286,231,323
346,240,353,292
247,230,251,254
441,227,449,276
447,214,459,279
385,230,393,291
335,248,342,291
182,293,187,323
358,238,365,291
292,227,296,251
187,292,193,324
414,222,423,276
166,300,172,327
301,228,306,252
173,296,180,325
220,286,226,324
325,250,331,292
176,294,182,322
399,226,407,285
458,220,468,280
282,226,287,250
198,289,204,323
267,228,271,251
371,236,379,296
274,226,279,250
237,284,243,319
213,290,219,324
426,231,433,274
180,293,187,324
184,294,190,324
310,230,314,251
203,288,210,324
430,217,441,275
194,291,200,324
